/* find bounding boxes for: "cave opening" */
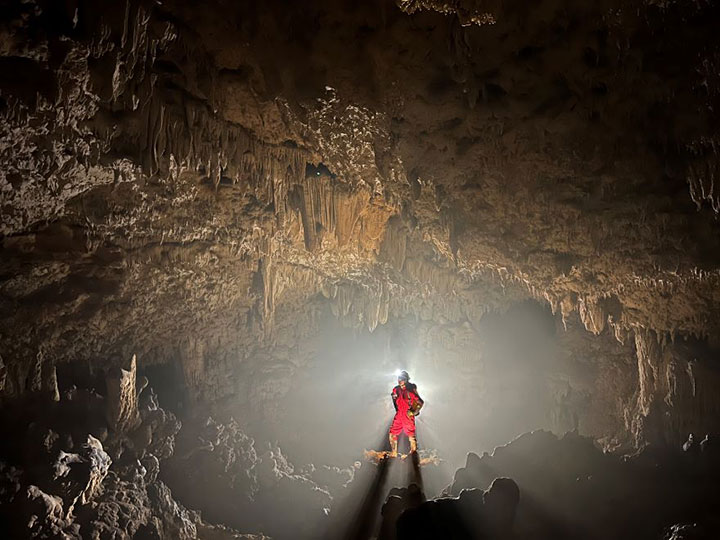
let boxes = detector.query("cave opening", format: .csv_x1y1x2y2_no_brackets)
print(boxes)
2,0,720,539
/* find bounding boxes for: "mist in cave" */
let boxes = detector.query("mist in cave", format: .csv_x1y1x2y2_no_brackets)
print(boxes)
266,301,558,468
2,0,720,539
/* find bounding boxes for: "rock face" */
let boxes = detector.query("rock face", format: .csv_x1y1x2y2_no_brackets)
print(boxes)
162,414,347,539
1,0,719,454
105,355,140,433
0,365,263,539
1,0,720,449
2,0,720,537
444,430,720,539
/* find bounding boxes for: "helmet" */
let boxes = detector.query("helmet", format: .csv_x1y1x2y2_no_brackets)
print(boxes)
397,370,410,382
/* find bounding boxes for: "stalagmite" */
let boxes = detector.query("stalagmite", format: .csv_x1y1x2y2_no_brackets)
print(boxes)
105,355,140,433
43,364,60,403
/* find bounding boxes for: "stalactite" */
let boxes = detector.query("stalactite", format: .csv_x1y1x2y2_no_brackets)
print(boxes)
289,173,394,253
578,296,607,335
559,295,575,330
634,328,661,418
379,216,408,271
686,136,720,214
134,90,307,209
4,0,720,472
608,317,630,345
629,326,720,447
395,0,499,25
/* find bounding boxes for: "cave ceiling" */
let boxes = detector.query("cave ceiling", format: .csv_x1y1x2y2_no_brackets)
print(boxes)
2,0,720,399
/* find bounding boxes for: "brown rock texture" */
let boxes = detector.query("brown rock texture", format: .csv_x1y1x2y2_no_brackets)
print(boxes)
105,354,140,433
2,0,720,536
1,0,720,453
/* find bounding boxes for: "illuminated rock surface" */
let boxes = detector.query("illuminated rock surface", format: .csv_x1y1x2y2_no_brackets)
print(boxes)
2,0,720,538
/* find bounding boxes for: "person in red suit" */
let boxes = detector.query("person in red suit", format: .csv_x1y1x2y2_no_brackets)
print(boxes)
389,370,424,457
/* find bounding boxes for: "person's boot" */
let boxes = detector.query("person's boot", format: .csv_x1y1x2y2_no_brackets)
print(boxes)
389,434,398,457
409,436,417,454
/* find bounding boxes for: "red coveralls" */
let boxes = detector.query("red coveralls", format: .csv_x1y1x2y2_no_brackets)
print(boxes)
390,383,423,437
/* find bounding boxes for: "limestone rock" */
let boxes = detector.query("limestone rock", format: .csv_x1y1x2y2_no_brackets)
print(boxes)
105,355,140,433
2,0,720,538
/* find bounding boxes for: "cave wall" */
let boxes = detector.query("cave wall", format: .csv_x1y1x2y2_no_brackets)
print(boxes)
2,0,720,460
